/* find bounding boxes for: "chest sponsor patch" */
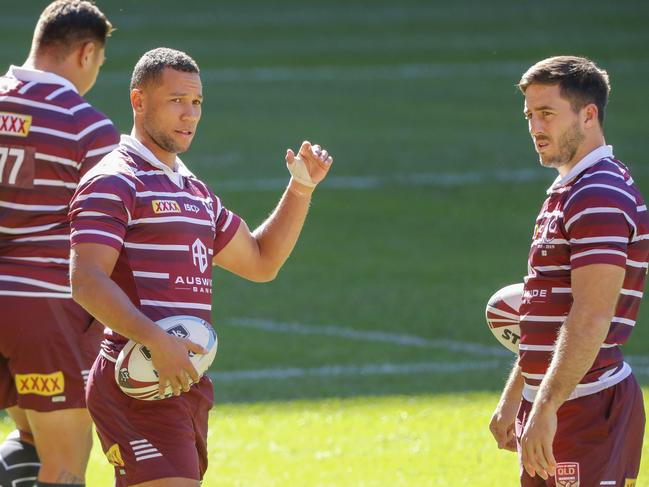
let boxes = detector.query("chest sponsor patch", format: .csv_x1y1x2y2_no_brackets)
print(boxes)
0,112,31,137
15,371,64,396
556,462,579,487
522,287,550,304
152,199,181,214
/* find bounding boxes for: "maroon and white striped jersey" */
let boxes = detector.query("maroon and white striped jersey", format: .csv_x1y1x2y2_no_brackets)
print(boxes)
68,135,241,359
520,145,649,401
0,66,119,298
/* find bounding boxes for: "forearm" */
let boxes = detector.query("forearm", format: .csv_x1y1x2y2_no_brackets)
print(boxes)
71,267,162,347
251,178,314,277
499,357,524,406
533,310,609,412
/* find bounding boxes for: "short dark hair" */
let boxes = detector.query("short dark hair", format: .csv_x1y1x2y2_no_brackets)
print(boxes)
130,48,200,90
518,56,611,126
33,1,113,55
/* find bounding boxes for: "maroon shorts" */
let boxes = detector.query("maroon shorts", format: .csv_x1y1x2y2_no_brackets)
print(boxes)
0,296,103,411
516,374,645,487
87,355,213,485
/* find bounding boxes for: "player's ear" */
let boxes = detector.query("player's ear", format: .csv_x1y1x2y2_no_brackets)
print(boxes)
131,88,145,113
583,103,599,128
78,41,96,69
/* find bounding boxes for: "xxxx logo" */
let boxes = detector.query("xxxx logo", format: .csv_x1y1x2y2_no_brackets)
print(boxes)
152,200,181,214
0,112,31,137
15,371,64,396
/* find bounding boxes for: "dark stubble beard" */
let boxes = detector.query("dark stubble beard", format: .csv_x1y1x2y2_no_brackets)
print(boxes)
538,120,585,170
143,113,186,156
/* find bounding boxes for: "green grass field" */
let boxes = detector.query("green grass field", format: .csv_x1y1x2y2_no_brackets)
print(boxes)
2,0,649,485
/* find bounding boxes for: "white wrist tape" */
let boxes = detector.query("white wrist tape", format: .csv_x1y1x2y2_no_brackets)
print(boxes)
287,155,316,187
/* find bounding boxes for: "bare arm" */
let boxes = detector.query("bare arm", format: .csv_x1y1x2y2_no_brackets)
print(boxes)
213,141,332,281
70,243,206,396
490,357,524,452
520,263,624,479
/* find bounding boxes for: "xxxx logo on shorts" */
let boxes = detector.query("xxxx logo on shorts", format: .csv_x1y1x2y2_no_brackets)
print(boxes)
152,200,181,214
625,480,636,487
0,112,31,137
106,443,125,467
556,462,579,487
15,371,64,396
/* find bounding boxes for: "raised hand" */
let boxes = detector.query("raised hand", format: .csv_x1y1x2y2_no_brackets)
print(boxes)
286,140,333,188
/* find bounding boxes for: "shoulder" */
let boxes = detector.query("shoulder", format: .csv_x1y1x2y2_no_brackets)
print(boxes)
79,147,138,190
565,159,638,212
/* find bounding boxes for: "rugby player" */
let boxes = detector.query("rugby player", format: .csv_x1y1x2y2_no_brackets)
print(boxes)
489,56,648,487
0,1,118,485
68,47,332,486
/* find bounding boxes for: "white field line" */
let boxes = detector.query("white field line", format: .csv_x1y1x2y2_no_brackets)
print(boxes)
228,317,509,357
209,360,503,382
216,318,649,381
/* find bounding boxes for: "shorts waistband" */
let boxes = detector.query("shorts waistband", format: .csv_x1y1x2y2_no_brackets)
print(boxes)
522,362,632,403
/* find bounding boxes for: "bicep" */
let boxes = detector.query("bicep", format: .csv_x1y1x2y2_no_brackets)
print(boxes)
70,243,121,280
212,221,264,280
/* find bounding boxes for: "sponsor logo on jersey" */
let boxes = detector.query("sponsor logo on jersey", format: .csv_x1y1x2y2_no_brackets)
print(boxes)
625,480,636,487
192,238,208,273
556,462,579,487
522,287,549,304
184,203,200,213
15,371,64,396
152,200,181,214
106,443,125,467
0,112,31,137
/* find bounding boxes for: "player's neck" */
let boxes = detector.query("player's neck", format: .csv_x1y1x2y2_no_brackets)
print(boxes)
556,133,606,178
23,54,79,92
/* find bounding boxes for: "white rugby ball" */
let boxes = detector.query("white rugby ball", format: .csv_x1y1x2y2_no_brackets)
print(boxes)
115,315,217,400
485,283,523,353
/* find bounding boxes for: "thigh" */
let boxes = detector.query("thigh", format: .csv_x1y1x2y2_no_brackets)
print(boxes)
0,296,95,411
87,356,213,487
0,355,17,410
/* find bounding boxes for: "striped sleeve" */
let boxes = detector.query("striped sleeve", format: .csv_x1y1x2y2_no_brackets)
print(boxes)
211,193,242,255
564,184,635,269
77,111,120,177
69,174,135,251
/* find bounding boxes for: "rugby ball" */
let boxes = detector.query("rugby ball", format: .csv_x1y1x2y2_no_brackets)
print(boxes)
485,283,523,353
115,315,217,400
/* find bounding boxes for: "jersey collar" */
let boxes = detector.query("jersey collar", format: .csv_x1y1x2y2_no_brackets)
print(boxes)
5,65,78,94
120,134,194,188
547,145,614,194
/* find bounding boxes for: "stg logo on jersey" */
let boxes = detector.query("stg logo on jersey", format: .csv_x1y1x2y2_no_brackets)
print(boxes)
152,200,181,214
0,112,31,137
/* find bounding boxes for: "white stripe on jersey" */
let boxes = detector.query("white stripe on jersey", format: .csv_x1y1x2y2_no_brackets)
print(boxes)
533,265,571,272
130,216,212,227
124,242,189,251
532,238,569,246
519,344,554,351
45,86,72,100
522,372,545,380
85,144,119,159
580,170,626,181
4,256,69,264
221,211,234,232
632,234,649,243
0,95,75,114
0,222,60,234
520,315,566,323
0,290,71,298
569,236,629,244
135,190,211,202
570,249,627,261
135,170,166,177
71,229,123,244
76,211,113,218
70,102,91,113
17,81,38,95
74,192,123,202
139,299,211,310
627,259,649,269
35,152,80,169
638,205,647,212
132,271,170,279
565,183,636,208
0,200,67,211
611,316,636,326
29,119,113,141
0,275,71,292
13,234,69,242
33,179,77,189
564,207,635,233
551,287,572,293
620,288,644,298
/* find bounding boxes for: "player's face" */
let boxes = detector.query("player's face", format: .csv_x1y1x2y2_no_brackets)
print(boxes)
142,68,202,157
523,83,585,171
